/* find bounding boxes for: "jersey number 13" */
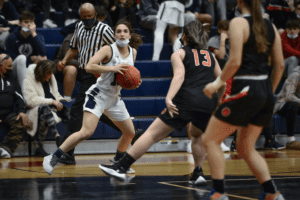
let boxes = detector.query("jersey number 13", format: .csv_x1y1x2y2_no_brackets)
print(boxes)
192,49,211,67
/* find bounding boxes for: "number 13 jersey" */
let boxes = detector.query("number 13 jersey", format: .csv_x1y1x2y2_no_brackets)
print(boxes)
172,45,218,114
96,42,134,96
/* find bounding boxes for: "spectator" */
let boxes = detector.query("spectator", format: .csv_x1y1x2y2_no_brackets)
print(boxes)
23,60,71,156
42,0,58,28
152,0,186,61
110,0,137,29
208,19,230,69
273,68,300,150
95,5,113,27
54,33,79,100
267,0,295,34
200,0,227,26
290,1,300,22
0,0,20,51
281,19,300,78
228,3,266,20
6,10,47,92
138,0,158,30
0,53,30,159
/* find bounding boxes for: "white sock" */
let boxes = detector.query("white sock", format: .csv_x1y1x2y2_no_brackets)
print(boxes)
64,96,71,100
287,136,296,143
152,20,168,61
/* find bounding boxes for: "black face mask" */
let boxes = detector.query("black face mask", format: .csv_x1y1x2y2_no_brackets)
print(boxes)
82,18,96,28
5,69,12,78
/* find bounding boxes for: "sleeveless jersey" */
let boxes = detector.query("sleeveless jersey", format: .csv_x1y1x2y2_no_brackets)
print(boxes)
95,42,134,96
235,16,275,76
172,45,218,114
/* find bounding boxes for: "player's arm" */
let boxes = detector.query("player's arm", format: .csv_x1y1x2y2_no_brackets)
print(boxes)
270,24,285,93
86,46,128,74
166,49,185,103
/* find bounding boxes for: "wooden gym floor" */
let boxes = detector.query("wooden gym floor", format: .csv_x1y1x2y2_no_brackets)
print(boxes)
0,150,300,200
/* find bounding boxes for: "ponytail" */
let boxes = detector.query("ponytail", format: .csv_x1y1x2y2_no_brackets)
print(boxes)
183,20,208,49
245,0,269,53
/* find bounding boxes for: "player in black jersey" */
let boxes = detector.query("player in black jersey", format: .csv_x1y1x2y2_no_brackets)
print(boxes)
202,0,285,199
99,20,225,183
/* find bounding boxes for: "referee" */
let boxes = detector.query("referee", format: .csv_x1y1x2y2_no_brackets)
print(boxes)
57,3,122,164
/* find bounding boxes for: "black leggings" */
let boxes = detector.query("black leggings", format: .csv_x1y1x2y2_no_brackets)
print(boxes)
277,101,300,137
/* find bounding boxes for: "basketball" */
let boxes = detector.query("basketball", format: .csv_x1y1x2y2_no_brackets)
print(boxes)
116,65,141,90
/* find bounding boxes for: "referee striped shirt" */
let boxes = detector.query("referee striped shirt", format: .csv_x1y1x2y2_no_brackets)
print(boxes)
70,20,115,69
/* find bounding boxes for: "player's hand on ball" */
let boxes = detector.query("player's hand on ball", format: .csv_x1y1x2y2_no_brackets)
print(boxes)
203,83,216,99
166,99,179,117
113,63,129,74
136,79,142,88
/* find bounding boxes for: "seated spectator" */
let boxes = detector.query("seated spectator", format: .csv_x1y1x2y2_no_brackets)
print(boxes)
281,19,300,78
54,33,79,100
23,60,71,156
95,5,113,27
138,0,158,30
110,0,137,29
0,53,31,159
273,68,300,150
0,0,20,52
208,19,230,69
6,10,47,92
290,1,300,22
267,0,295,34
200,0,227,26
228,3,267,20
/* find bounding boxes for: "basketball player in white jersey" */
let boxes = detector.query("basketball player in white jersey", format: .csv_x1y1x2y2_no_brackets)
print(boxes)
42,19,143,175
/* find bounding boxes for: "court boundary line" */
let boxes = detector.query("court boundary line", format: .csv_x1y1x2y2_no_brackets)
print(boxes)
158,182,257,200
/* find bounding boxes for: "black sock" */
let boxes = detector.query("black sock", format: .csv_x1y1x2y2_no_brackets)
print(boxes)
213,179,225,194
119,153,136,171
54,148,64,159
194,166,203,173
115,150,126,161
262,180,277,194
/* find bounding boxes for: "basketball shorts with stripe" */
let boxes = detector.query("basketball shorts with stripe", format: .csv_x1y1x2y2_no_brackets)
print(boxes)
83,85,130,121
215,78,274,127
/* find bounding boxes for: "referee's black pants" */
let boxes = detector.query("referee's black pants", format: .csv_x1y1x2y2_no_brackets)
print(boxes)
62,76,121,156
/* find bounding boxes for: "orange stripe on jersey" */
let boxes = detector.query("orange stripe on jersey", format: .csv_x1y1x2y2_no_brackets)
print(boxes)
222,86,250,103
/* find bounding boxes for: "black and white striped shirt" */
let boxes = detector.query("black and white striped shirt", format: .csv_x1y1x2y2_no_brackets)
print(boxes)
70,20,115,69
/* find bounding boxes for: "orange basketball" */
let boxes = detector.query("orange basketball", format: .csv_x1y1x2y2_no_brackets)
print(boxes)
116,65,141,90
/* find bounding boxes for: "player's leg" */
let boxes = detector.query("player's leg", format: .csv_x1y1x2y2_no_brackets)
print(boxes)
43,111,99,175
189,123,207,185
99,118,174,181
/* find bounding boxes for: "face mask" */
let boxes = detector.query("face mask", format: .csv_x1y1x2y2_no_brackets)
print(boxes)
116,38,130,47
22,27,30,33
5,69,12,77
179,37,184,46
287,33,298,39
297,14,300,19
82,18,96,28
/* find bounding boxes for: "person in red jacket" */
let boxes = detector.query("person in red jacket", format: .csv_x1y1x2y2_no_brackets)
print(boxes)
281,19,300,78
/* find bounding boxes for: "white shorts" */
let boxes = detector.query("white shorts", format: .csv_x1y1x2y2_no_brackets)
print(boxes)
156,1,185,27
83,85,130,121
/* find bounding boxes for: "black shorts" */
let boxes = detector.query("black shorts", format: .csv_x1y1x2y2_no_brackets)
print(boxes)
215,76,274,127
158,109,212,132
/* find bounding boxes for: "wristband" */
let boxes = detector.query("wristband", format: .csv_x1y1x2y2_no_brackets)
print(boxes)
212,76,225,90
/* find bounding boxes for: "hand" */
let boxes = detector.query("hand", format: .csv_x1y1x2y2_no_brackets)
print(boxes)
111,5,116,11
93,72,101,78
112,63,129,74
0,119,2,123
8,20,19,25
0,27,9,33
166,99,178,117
135,79,142,89
203,83,216,99
220,31,229,40
16,113,29,126
29,22,36,35
53,100,63,111
57,60,66,71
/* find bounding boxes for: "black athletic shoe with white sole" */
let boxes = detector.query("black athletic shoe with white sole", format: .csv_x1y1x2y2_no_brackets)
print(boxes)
189,167,207,185
99,163,133,182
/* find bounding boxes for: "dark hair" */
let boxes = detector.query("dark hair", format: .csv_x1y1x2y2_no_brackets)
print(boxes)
183,20,208,49
243,0,269,53
95,6,107,20
19,11,35,22
286,19,300,30
295,1,300,8
114,18,143,50
34,60,57,82
217,20,230,31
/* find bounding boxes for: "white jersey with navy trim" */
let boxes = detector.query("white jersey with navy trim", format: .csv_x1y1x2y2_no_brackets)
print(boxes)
95,42,134,96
